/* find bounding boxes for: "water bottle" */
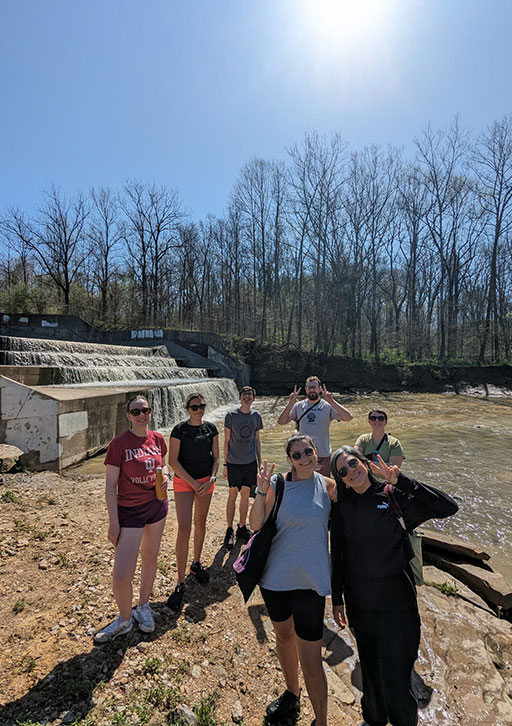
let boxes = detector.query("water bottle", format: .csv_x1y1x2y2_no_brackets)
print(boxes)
155,466,167,501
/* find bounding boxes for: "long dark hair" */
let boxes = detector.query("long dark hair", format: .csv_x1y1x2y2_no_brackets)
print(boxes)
330,445,378,499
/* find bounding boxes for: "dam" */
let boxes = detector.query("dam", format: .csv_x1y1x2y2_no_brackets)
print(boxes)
0,335,239,470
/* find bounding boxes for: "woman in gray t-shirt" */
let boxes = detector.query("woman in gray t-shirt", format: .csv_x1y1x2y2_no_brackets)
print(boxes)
248,434,335,726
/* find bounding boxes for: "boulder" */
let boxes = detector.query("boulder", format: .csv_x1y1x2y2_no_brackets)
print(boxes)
425,550,512,609
420,527,491,561
0,444,23,472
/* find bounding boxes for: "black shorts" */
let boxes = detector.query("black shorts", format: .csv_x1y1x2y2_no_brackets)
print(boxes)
226,461,257,489
260,587,326,641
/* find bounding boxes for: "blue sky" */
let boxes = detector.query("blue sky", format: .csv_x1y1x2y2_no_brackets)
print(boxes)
1,0,511,220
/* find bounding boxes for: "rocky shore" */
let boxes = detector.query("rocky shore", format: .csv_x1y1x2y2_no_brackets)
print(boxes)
0,471,511,726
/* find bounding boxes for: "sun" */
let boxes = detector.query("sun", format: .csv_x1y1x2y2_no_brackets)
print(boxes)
295,0,397,51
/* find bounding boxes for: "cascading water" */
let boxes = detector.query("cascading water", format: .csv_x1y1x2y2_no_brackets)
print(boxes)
0,335,239,469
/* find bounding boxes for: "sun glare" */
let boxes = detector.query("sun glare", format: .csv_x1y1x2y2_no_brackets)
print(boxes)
296,0,397,52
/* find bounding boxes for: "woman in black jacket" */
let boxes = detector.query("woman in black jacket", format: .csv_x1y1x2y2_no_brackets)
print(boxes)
330,446,458,726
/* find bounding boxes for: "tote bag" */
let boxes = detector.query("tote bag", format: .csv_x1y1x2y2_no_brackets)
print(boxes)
233,474,285,602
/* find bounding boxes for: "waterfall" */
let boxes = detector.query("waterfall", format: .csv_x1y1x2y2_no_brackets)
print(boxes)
0,335,239,470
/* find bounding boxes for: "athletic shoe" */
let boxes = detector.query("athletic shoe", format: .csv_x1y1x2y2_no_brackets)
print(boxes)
133,602,155,633
190,561,209,584
223,526,235,549
236,524,251,542
93,614,132,644
265,689,301,723
166,583,185,610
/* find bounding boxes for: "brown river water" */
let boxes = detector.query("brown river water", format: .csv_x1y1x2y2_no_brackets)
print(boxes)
76,392,512,582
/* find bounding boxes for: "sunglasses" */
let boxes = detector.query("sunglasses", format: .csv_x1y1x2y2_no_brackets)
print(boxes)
188,403,206,411
369,415,386,422
128,407,151,416
290,447,314,461
337,458,359,478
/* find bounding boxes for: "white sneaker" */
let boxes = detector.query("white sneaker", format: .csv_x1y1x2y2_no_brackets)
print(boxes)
133,602,155,633
94,614,133,643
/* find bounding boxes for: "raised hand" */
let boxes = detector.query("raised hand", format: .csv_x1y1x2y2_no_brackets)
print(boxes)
289,384,301,403
257,460,276,494
369,454,399,485
320,384,334,402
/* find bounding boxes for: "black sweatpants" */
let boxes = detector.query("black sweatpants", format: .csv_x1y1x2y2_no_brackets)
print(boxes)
346,570,420,726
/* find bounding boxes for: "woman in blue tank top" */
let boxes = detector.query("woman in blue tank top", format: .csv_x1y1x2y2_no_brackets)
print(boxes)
249,434,336,726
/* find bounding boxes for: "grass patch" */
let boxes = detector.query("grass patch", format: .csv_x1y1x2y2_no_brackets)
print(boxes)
33,530,47,541
17,655,37,674
427,580,458,596
2,489,22,504
14,518,29,531
144,685,181,709
194,692,219,726
142,656,161,675
13,598,26,614
157,558,170,576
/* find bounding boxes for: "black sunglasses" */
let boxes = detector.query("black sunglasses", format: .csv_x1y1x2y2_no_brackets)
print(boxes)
337,458,359,478
369,415,386,422
291,447,314,461
189,403,206,411
129,407,151,416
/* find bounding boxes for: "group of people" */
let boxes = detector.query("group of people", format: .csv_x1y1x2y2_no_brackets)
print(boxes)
95,377,459,726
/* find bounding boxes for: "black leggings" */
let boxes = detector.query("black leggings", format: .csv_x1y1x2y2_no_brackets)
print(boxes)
346,571,420,726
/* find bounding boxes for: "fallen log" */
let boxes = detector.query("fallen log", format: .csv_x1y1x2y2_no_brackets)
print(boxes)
424,550,512,610
419,528,491,561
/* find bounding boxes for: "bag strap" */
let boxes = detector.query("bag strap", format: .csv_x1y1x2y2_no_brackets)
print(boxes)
374,433,388,453
269,473,285,522
384,483,407,531
295,399,321,427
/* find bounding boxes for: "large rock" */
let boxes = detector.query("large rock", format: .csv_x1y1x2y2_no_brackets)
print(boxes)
0,444,23,472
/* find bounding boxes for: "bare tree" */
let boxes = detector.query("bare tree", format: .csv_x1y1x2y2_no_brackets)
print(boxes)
2,185,90,310
472,115,512,361
120,181,185,326
87,186,123,321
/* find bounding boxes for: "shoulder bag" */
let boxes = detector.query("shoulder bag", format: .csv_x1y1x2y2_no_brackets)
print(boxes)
384,483,424,586
233,473,285,602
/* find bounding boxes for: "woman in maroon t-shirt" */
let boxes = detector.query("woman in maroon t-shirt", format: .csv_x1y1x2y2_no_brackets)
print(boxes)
94,395,169,644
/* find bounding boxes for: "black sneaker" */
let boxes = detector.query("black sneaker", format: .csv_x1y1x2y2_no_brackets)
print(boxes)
190,561,209,585
236,524,251,542
223,526,234,550
166,583,185,610
266,689,300,723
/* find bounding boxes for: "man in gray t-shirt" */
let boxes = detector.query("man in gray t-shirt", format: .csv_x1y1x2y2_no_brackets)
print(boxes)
277,375,352,476
222,386,263,549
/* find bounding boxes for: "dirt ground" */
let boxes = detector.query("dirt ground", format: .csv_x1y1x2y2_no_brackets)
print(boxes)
0,471,364,726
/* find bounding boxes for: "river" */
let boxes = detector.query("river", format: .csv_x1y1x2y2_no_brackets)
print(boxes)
76,392,512,582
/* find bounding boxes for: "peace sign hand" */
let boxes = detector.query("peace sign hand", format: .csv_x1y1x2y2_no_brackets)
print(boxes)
289,385,301,403
257,460,275,494
320,384,334,403
369,454,399,485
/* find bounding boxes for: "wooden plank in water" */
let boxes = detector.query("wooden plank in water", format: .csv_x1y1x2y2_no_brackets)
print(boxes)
425,551,512,609
419,528,491,561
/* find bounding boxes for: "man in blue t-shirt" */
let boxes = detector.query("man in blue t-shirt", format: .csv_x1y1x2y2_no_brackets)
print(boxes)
223,386,263,549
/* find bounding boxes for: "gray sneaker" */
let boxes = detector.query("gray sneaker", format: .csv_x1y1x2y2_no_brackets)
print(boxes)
133,602,155,633
94,614,133,643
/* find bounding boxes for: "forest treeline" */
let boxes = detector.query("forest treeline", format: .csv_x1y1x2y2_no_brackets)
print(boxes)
1,116,512,363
